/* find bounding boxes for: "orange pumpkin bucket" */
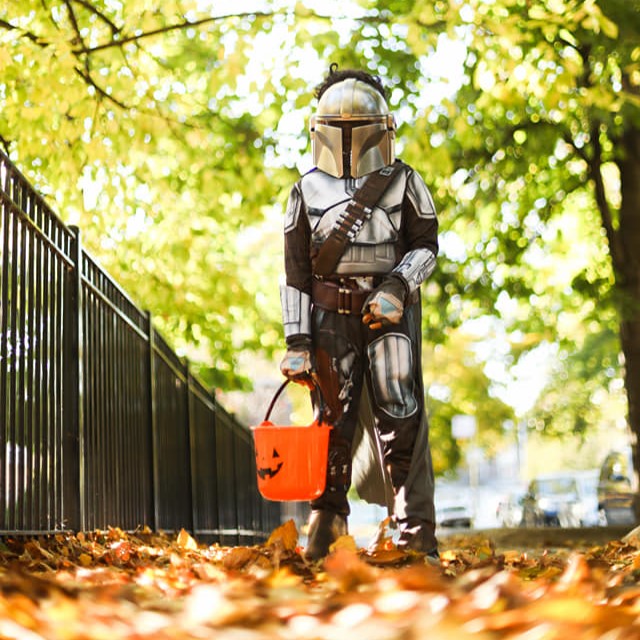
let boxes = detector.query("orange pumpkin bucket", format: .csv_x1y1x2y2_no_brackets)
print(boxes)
251,380,331,501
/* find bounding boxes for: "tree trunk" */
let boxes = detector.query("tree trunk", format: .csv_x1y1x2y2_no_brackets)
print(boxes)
617,126,640,518
621,319,640,519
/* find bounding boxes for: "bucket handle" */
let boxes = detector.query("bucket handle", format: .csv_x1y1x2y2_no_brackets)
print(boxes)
264,378,327,425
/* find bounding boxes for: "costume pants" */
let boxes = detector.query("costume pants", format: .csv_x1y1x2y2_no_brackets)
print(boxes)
309,300,436,545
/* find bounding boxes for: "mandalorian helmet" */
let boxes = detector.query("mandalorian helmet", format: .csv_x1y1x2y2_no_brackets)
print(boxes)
310,78,396,179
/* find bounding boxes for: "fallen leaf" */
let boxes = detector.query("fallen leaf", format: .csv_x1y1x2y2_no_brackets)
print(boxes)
78,553,92,567
176,529,198,551
266,519,298,552
363,548,408,566
330,535,358,553
323,548,377,590
222,546,260,571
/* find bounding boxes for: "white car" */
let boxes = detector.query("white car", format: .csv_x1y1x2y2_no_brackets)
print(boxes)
435,486,473,529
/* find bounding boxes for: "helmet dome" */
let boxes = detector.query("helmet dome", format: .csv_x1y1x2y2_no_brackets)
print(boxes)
310,78,396,178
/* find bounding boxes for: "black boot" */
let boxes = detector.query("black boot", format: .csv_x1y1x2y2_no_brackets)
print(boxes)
305,510,348,561
397,517,439,564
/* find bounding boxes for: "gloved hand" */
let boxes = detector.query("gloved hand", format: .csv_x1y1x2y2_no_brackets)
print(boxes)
280,335,315,387
362,275,408,330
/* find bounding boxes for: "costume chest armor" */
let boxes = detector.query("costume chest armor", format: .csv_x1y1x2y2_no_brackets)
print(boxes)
299,169,408,276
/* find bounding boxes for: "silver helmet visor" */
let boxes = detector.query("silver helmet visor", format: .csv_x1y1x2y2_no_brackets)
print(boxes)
313,122,344,178
311,114,395,178
351,121,392,177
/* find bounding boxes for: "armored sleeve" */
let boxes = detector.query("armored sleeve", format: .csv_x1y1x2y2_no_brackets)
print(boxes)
392,168,439,294
281,183,312,341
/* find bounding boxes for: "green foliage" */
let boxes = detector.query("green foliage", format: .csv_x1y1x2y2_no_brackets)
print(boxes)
532,326,624,437
424,329,516,474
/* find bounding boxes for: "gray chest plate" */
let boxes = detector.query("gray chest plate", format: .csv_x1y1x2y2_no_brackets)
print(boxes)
300,170,407,275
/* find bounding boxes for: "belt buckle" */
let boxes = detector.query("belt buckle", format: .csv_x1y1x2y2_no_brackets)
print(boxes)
337,287,351,315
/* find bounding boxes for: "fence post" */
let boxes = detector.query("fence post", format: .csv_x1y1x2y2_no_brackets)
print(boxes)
65,226,83,531
0,168,8,528
185,360,195,535
146,312,159,531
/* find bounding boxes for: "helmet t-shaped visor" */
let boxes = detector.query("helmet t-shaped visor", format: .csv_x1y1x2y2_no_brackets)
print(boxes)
310,78,396,179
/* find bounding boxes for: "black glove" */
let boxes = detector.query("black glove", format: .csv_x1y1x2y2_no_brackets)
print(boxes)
361,275,408,330
280,335,315,386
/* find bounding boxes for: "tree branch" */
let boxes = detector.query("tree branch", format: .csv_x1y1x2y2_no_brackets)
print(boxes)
0,133,11,156
72,11,275,55
63,0,84,47
561,130,589,164
557,35,627,277
0,17,46,46
71,0,121,36
73,66,132,111
588,120,626,275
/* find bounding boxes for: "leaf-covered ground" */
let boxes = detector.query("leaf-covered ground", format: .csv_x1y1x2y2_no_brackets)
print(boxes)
2,522,640,639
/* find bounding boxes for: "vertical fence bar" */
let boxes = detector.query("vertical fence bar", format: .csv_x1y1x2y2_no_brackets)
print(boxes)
30,196,42,529
187,373,219,542
147,315,159,532
7,186,19,529
215,404,239,545
15,180,26,530
41,210,52,530
234,423,252,543
0,159,8,528
184,362,195,534
66,226,84,532
25,189,35,530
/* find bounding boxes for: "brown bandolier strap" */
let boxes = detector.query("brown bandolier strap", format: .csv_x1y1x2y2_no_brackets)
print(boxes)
312,279,419,315
313,161,403,277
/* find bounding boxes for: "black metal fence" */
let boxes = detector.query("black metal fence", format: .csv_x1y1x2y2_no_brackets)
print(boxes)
0,150,283,542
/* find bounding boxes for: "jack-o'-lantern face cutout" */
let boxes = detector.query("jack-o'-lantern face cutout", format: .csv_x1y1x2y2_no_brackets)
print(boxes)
256,447,283,480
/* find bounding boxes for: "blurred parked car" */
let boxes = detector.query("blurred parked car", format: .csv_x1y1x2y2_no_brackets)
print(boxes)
496,490,525,528
437,499,473,528
435,484,473,529
597,449,637,526
521,474,582,527
573,469,602,527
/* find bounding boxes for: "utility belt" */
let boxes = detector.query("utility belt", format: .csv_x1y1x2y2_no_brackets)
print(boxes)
312,278,418,316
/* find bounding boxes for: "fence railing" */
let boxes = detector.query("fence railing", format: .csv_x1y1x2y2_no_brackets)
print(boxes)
0,150,283,542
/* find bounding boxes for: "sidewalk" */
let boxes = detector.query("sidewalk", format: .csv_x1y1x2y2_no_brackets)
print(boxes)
440,524,634,553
